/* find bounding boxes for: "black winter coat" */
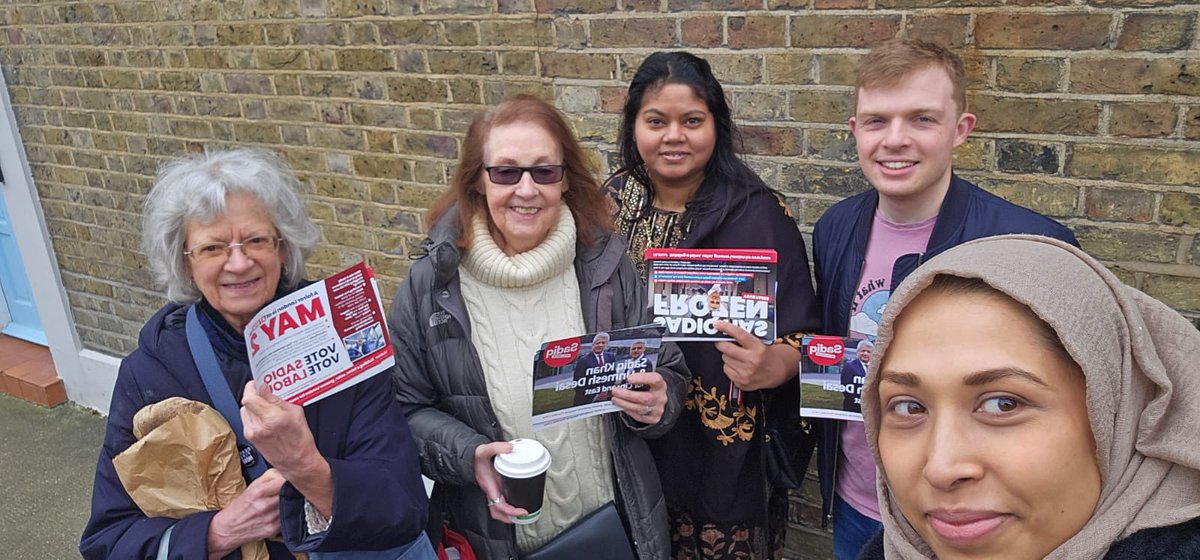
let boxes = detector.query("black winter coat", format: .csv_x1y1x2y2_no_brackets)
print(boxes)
389,211,689,560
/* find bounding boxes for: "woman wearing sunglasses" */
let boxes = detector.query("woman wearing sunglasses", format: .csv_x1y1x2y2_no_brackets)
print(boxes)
389,94,689,559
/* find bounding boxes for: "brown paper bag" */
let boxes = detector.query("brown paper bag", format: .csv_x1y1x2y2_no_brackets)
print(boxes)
113,397,270,560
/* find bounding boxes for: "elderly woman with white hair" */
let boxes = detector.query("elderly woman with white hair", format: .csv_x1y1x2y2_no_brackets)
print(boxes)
80,149,432,559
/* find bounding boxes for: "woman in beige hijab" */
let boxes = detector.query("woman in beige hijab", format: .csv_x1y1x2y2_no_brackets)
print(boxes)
859,235,1200,560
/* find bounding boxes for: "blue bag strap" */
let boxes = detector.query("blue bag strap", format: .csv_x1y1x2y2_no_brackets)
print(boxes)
155,524,175,560
186,304,269,480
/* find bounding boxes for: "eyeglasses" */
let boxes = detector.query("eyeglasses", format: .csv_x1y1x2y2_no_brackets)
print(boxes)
185,235,281,262
484,165,565,185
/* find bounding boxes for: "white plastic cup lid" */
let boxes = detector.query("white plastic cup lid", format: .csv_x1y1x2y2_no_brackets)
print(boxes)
493,439,551,479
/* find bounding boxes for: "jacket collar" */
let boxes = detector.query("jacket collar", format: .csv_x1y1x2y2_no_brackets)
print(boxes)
853,172,970,254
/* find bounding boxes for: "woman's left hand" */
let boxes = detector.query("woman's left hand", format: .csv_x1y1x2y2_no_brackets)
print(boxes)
611,371,668,425
714,320,801,392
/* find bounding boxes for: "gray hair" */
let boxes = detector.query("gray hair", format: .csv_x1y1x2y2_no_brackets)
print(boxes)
592,332,610,344
141,149,321,302
856,339,875,352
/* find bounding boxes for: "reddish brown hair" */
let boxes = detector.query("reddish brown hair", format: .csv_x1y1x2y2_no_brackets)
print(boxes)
855,38,968,114
426,94,612,249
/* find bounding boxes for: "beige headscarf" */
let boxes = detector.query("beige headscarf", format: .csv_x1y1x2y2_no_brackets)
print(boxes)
861,235,1200,559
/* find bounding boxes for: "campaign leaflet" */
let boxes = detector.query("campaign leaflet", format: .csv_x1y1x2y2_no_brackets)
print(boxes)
245,262,395,406
645,248,777,342
531,325,664,432
799,335,871,422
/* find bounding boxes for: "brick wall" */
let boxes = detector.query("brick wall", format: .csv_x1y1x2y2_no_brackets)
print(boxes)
1,1,1197,556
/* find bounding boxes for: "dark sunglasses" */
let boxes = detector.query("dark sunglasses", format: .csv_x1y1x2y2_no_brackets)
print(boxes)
484,165,566,185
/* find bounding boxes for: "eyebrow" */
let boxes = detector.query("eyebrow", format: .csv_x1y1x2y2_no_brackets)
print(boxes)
963,367,1049,388
879,367,1049,388
879,371,920,387
858,107,946,118
640,108,708,117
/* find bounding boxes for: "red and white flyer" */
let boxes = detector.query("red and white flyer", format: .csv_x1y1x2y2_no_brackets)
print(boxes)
645,248,778,342
245,262,395,406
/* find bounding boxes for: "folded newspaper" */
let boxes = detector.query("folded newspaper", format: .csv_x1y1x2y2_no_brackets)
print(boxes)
799,335,870,422
645,248,778,342
531,325,664,431
245,262,394,405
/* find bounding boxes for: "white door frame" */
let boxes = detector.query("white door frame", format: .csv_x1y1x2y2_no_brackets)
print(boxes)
0,69,119,412
0,274,10,329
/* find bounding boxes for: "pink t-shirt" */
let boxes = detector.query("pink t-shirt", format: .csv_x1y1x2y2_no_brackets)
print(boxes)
837,212,936,520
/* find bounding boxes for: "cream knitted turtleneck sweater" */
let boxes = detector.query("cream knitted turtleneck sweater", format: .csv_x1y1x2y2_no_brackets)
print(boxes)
458,207,615,553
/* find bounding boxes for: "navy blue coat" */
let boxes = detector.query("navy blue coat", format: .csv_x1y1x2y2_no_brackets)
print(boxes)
807,173,1079,523
80,300,428,559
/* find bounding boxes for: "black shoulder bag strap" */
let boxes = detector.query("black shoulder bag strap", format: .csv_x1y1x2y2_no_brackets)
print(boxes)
185,304,269,480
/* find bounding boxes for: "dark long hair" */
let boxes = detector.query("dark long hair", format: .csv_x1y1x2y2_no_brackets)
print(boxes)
616,51,772,224
427,94,612,249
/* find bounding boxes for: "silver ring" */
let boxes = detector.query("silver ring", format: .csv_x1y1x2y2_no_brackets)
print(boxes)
643,403,652,415
487,496,502,507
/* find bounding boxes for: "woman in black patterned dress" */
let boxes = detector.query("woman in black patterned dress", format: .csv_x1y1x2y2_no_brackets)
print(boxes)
604,51,821,560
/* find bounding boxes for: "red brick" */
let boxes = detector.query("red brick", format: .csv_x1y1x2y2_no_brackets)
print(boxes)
1085,187,1156,222
906,14,971,48
976,13,1113,50
728,15,786,49
740,125,804,156
600,86,627,113
668,0,758,9
682,16,722,47
790,15,901,48
1,373,21,396
879,0,1001,5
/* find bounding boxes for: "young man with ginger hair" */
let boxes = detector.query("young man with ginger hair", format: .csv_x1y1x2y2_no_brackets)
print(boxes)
806,38,1079,560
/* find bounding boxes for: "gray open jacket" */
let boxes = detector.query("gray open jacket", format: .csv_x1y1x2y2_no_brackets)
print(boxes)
388,211,689,560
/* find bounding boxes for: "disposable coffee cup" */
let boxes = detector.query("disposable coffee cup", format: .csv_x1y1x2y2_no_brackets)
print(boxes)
493,439,551,525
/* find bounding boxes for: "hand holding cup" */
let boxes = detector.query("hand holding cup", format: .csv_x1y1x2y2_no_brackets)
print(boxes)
473,441,528,523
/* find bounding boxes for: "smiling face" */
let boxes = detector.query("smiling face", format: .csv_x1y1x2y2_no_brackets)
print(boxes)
850,65,976,223
633,83,716,203
629,341,646,359
876,287,1100,560
857,344,873,365
482,121,565,256
592,336,608,354
185,192,282,332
